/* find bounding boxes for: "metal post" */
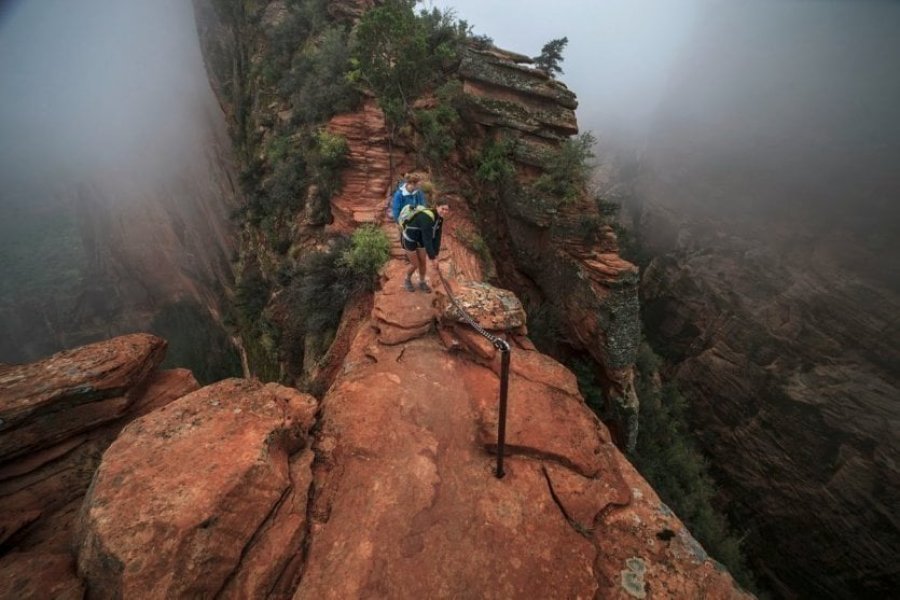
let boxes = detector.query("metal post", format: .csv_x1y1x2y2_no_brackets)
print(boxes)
496,347,510,479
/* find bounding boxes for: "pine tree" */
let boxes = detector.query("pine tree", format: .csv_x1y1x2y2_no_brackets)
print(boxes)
533,37,569,77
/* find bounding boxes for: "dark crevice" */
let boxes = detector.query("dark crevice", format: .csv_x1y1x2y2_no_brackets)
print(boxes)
211,479,294,599
541,464,593,540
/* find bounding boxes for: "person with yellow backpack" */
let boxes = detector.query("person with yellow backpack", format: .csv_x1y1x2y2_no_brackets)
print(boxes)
398,198,450,292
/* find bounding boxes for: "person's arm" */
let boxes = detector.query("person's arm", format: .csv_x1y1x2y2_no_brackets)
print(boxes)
390,189,402,221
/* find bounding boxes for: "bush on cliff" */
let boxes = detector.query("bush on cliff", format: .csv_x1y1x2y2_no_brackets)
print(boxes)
532,132,596,204
282,25,359,125
350,0,469,128
339,225,391,290
476,137,517,186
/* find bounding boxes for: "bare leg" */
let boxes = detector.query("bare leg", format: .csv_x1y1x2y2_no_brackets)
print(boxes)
416,248,428,281
405,250,419,288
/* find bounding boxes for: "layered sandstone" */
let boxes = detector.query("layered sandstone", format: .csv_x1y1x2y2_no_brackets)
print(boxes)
454,47,642,447
0,334,198,596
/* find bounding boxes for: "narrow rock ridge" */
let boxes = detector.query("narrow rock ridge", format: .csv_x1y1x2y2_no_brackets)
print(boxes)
290,201,749,597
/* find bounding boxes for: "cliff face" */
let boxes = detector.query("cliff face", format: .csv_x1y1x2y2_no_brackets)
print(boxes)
0,3,239,365
628,149,900,597
1,256,748,600
453,46,642,447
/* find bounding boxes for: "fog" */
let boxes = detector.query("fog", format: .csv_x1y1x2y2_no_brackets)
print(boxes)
0,0,217,203
431,0,900,234
0,0,236,362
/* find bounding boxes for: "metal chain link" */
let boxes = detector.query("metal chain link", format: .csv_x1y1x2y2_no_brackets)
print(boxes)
436,267,511,352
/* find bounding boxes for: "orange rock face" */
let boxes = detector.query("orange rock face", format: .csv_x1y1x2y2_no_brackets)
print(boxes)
0,334,198,597
295,238,750,599
76,379,318,599
327,100,416,232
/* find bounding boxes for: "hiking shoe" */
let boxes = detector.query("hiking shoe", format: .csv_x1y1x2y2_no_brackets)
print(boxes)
418,280,432,293
404,278,415,292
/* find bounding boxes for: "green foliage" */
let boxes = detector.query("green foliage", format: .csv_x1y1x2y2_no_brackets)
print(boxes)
533,37,569,76
576,342,759,592
532,132,596,204
150,301,242,385
282,25,360,125
279,237,354,369
350,0,469,127
415,102,460,163
313,129,349,171
339,225,391,289
476,137,517,185
236,269,272,324
269,0,328,64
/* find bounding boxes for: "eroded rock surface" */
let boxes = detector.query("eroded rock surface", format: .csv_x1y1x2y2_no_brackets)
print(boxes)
296,240,748,598
77,379,317,599
0,334,199,597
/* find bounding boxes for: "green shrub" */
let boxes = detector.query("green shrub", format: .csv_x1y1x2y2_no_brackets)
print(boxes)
350,0,468,128
532,132,596,204
476,137,516,185
283,25,360,124
339,225,391,289
279,237,354,369
415,103,459,163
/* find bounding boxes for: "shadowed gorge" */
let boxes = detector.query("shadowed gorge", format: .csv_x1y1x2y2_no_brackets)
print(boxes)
0,0,241,376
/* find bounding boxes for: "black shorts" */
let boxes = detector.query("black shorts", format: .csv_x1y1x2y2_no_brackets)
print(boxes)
400,228,424,252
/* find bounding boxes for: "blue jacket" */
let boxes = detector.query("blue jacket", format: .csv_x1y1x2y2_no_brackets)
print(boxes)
391,185,426,221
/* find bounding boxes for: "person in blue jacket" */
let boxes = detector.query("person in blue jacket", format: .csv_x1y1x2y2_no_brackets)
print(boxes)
390,173,426,222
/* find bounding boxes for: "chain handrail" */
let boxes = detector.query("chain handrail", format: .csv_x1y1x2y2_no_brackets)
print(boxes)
436,266,511,479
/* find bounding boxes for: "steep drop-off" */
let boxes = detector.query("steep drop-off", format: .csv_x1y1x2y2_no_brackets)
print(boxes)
614,10,900,592
0,2,239,370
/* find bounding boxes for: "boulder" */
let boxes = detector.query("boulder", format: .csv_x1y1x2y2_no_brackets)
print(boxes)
0,334,166,462
437,280,526,331
77,379,318,599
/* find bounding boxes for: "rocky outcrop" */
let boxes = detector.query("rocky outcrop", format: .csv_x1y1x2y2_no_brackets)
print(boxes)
295,228,747,598
456,47,642,447
460,47,579,145
326,100,416,231
0,334,198,595
77,379,317,599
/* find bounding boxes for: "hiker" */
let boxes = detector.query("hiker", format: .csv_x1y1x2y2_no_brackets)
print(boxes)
398,199,450,292
390,173,426,222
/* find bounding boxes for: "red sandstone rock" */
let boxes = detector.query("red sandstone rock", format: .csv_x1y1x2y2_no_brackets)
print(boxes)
326,101,416,232
0,551,84,600
76,379,317,599
437,279,526,330
0,367,198,561
0,334,166,462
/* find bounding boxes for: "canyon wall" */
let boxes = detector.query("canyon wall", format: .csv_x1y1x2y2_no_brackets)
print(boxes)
619,12,900,591
0,1,239,366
